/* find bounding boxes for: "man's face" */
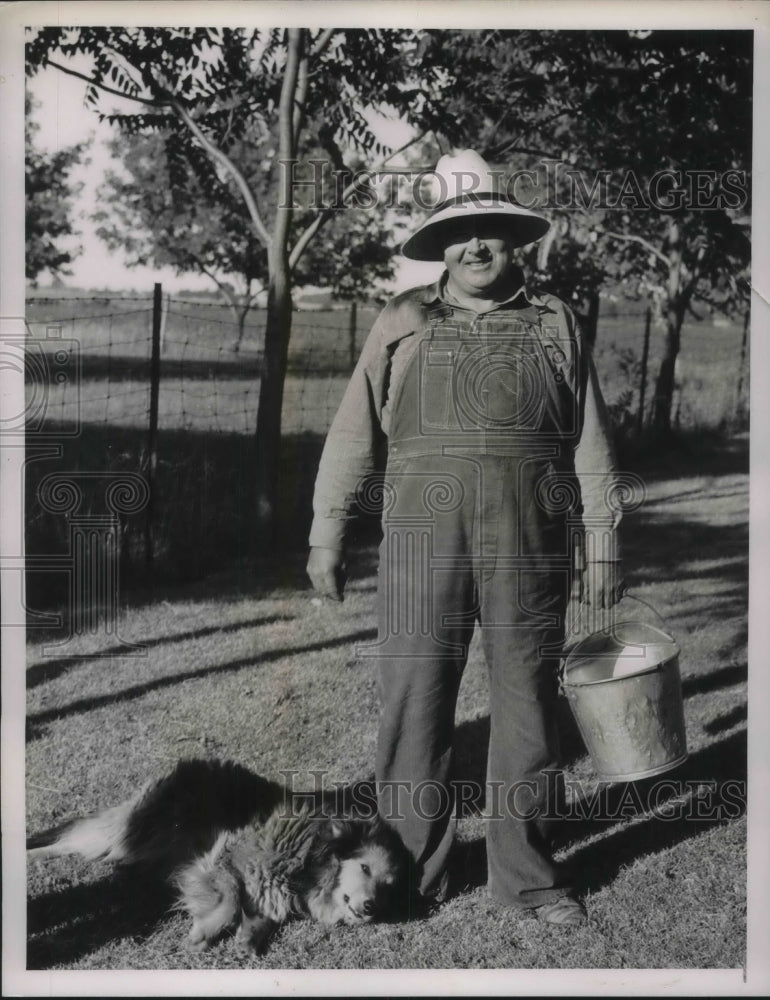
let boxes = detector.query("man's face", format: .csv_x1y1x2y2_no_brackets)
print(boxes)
442,219,517,299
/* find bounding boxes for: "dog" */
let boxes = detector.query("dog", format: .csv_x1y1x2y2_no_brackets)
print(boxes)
27,758,408,954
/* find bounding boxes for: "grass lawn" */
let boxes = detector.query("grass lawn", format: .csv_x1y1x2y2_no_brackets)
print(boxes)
24,433,749,972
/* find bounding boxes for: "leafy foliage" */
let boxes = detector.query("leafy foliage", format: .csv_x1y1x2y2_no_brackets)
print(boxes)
93,132,268,285
25,27,441,176
93,129,397,306
27,28,435,306
25,94,88,283
418,29,752,311
416,29,752,428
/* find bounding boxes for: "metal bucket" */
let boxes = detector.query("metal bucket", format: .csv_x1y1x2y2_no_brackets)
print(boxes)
562,617,688,781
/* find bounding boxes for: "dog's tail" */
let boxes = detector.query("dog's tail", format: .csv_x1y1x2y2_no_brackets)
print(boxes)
27,758,286,868
27,793,144,862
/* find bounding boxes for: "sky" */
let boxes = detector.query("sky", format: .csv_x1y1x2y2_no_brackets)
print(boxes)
27,60,443,296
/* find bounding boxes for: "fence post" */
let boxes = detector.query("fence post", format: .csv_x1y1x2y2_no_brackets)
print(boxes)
637,305,652,432
160,289,170,354
348,300,358,371
145,282,162,572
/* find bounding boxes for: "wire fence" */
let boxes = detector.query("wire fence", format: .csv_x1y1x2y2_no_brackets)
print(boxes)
25,289,750,439
24,291,370,437
22,286,750,604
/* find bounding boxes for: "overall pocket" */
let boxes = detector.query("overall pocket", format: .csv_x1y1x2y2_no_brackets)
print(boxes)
419,342,459,432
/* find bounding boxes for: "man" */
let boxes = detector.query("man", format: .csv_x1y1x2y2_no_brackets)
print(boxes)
307,150,625,926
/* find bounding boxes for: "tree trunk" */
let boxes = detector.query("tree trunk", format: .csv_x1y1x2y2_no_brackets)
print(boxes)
650,300,685,433
254,262,293,542
650,219,687,433
252,28,303,545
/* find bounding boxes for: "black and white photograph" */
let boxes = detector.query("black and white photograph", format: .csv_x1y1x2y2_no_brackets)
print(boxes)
2,1,769,995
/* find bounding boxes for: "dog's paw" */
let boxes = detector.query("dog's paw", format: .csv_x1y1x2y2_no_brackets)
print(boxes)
235,913,277,955
188,921,214,951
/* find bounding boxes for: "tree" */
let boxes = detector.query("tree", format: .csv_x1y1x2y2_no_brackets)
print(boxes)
93,130,267,345
26,27,442,538
93,131,398,349
418,29,752,431
25,93,87,284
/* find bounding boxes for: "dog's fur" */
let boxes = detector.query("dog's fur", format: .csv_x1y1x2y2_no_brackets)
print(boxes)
27,758,407,953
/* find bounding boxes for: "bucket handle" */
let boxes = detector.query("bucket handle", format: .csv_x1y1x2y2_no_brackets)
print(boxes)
559,593,675,693
619,594,675,638
570,592,674,639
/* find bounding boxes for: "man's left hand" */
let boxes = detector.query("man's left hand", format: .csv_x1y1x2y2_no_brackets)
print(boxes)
580,560,626,609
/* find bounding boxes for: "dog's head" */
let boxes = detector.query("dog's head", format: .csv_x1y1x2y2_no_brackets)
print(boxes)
302,816,407,926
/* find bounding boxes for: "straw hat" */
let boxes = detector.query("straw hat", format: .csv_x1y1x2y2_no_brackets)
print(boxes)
401,149,550,261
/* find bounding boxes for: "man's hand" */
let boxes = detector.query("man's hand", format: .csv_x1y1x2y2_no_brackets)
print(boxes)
580,560,626,609
306,546,347,602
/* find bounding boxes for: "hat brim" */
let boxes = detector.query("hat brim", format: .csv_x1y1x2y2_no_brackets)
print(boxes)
401,202,550,261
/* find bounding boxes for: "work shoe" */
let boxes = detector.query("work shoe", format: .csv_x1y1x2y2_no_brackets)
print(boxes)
535,895,587,926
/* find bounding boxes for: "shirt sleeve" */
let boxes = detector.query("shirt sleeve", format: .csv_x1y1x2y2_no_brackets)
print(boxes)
308,305,394,550
573,325,624,564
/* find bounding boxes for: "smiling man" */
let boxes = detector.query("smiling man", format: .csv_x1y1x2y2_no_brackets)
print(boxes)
307,150,625,927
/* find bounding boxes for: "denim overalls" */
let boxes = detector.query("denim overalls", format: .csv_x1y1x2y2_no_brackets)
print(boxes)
373,298,580,908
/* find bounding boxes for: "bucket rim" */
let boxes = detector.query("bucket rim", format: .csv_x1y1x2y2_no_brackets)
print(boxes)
563,619,679,688
562,660,669,687
568,618,676,651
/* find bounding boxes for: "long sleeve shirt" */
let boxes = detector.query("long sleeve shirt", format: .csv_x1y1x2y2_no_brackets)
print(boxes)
309,275,622,562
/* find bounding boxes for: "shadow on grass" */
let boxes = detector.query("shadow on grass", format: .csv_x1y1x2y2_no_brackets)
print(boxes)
623,519,747,617
27,864,178,969
617,429,748,486
681,661,747,698
26,613,296,689
26,627,377,742
566,727,747,896
450,726,747,898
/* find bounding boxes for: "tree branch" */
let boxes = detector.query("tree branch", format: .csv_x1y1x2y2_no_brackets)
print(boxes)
288,131,427,271
311,27,336,57
604,230,670,268
48,55,273,251
169,97,272,248
45,58,164,107
293,50,308,147
199,262,239,308
272,28,304,268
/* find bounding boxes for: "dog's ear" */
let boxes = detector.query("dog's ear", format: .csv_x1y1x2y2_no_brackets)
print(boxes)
364,813,404,852
311,818,362,863
367,812,390,835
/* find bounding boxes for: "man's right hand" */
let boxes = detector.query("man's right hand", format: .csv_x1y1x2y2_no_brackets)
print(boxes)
306,546,347,602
